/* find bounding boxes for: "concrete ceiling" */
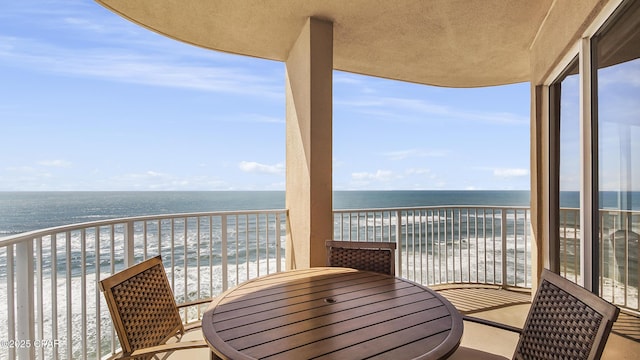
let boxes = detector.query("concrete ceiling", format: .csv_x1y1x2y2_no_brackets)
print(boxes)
96,0,554,88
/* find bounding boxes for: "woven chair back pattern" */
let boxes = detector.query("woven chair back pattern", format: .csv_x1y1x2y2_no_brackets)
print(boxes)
516,281,601,359
110,262,184,359
329,247,394,275
514,269,619,360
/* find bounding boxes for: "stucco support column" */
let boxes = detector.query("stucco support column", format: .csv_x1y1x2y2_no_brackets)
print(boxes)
285,17,333,269
530,84,550,292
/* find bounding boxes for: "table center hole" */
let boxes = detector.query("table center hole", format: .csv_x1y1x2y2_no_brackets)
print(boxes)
324,298,336,304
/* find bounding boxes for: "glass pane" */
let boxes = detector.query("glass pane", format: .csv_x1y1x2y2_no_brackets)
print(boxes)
596,0,640,309
558,61,581,283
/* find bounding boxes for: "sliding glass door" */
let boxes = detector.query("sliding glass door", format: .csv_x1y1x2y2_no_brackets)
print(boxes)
550,0,639,311
594,0,640,308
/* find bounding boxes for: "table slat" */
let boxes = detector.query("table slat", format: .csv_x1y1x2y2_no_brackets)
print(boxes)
246,303,452,358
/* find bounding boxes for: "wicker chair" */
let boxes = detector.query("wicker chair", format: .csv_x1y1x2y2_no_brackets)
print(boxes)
99,255,211,360
453,268,620,360
325,240,397,276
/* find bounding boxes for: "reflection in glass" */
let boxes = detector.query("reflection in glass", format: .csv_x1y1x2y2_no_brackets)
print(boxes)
557,60,581,282
595,0,640,308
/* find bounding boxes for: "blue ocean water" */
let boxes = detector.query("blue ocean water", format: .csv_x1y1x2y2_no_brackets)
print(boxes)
0,190,531,236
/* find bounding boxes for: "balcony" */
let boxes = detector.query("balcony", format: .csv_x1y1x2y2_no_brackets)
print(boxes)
1,206,638,359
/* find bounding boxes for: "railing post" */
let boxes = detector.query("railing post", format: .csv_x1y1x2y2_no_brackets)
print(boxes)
276,212,283,273
501,209,508,287
221,215,228,291
395,210,402,277
124,220,135,267
15,240,35,360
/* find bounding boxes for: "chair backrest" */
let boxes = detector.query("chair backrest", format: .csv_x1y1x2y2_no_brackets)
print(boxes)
99,256,184,359
514,269,620,360
326,240,397,276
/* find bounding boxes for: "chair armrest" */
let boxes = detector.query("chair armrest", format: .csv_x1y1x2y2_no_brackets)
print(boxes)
463,315,522,334
120,340,209,359
176,297,214,331
177,297,214,309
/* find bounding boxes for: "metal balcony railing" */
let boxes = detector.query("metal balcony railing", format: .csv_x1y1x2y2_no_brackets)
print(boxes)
0,210,287,360
333,206,532,288
559,208,640,310
1,206,638,359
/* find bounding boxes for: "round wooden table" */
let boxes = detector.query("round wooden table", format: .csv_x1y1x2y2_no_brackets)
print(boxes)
202,267,463,359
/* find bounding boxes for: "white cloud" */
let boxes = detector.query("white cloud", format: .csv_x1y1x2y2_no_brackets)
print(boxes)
110,171,230,191
405,168,431,175
6,165,37,173
599,60,640,88
493,168,529,177
145,171,164,178
38,159,71,168
347,170,399,190
333,72,364,85
125,170,167,179
63,17,111,34
338,95,528,125
238,161,284,175
351,170,394,181
0,35,282,98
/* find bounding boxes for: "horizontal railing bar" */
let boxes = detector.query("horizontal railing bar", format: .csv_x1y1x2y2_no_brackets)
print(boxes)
335,205,531,213
0,209,288,246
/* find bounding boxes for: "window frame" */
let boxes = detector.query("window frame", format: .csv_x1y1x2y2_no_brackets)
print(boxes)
544,0,633,293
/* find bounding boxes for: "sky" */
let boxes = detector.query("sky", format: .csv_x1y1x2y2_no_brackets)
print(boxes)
0,0,531,192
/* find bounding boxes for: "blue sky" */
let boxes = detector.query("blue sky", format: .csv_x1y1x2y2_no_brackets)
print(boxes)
0,0,531,191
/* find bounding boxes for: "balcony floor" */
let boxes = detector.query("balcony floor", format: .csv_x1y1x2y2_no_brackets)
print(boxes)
435,285,640,360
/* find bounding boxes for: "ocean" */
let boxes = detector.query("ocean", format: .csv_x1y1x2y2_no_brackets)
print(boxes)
0,190,532,236
5,189,640,237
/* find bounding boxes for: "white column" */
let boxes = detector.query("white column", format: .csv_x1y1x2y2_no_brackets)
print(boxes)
579,37,596,292
285,17,333,269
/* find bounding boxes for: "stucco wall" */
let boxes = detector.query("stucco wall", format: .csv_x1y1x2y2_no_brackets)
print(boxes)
529,0,610,84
